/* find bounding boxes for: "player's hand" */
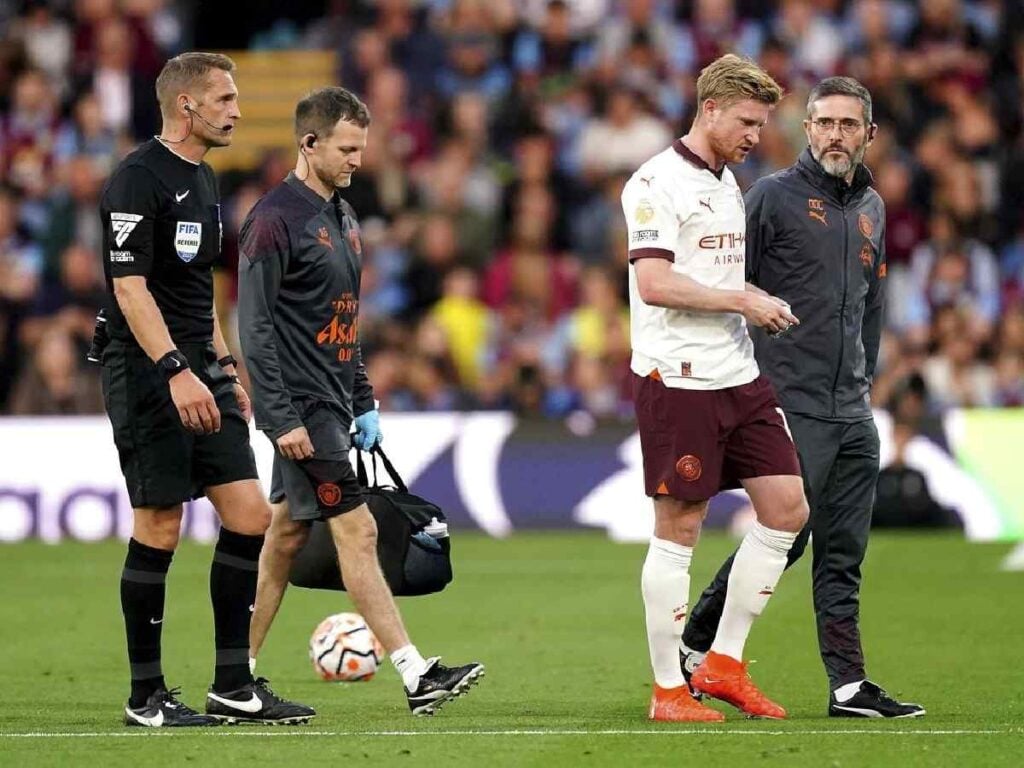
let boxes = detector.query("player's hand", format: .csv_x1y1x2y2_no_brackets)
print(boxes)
277,426,314,460
353,409,382,451
169,370,220,434
233,382,252,422
740,293,799,335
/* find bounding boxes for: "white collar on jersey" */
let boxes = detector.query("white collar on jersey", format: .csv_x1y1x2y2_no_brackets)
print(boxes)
154,136,201,166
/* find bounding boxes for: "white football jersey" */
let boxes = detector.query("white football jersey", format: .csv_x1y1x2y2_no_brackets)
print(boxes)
622,140,758,390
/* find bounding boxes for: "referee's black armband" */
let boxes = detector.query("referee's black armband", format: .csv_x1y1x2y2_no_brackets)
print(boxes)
156,350,190,381
218,354,237,369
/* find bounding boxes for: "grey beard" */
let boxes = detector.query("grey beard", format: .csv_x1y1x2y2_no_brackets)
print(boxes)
814,145,866,178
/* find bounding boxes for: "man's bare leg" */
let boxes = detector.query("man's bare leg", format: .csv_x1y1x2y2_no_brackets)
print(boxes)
327,503,410,653
327,503,484,713
249,501,309,662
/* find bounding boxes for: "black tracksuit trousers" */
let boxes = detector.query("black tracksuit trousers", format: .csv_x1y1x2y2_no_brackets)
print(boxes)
683,412,881,689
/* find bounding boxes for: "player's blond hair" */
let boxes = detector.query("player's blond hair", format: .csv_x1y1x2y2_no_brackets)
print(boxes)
695,54,783,114
155,52,236,119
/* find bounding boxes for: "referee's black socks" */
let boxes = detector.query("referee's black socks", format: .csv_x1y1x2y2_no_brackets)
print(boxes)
121,538,174,708
210,527,264,692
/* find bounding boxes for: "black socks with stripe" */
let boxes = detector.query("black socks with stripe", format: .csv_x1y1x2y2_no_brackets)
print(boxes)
121,538,173,708
210,527,264,693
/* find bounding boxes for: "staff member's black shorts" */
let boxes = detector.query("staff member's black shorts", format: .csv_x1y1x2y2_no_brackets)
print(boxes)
268,403,364,522
101,341,258,508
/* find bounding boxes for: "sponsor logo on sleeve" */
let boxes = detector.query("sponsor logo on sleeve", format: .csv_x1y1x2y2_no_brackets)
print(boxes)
174,221,202,262
109,250,134,263
110,212,143,247
631,229,659,243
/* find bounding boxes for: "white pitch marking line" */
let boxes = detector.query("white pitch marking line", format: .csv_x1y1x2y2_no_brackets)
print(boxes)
1,729,1021,738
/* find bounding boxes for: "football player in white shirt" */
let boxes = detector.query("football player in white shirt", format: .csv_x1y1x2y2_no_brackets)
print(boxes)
622,54,809,722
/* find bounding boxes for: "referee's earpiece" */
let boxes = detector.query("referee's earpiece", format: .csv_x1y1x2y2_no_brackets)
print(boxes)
302,134,316,153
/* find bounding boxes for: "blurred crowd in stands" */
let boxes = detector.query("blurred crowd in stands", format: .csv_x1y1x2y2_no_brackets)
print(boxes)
1,0,1023,428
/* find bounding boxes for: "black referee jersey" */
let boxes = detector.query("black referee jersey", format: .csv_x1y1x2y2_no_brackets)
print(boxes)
99,137,223,347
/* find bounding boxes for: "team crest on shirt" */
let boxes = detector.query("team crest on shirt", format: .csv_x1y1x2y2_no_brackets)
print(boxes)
174,221,201,262
347,225,362,255
634,199,655,225
858,213,874,238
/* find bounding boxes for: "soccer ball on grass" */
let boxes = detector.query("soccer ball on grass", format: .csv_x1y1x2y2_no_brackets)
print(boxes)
309,612,384,682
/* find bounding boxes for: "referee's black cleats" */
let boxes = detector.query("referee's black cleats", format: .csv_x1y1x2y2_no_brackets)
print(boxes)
828,680,926,718
206,677,316,725
406,657,485,716
124,687,220,727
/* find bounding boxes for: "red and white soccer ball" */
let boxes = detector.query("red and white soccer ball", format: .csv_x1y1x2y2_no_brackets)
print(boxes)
309,612,384,682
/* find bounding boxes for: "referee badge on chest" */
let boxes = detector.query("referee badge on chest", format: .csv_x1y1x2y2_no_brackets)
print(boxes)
175,221,202,262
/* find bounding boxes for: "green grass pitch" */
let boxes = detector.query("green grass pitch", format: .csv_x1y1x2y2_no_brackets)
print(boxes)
1,531,1022,767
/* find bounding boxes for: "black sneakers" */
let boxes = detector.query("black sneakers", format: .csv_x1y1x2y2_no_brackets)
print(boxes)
405,657,485,716
679,646,706,701
206,677,316,725
124,687,220,727
828,680,926,718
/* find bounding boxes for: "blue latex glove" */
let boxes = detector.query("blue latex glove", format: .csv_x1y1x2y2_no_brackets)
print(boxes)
353,409,382,451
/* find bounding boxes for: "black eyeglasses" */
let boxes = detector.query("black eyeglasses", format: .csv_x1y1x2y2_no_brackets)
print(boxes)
809,117,865,136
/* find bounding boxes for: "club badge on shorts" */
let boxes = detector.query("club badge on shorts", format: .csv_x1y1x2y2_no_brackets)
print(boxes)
175,221,202,262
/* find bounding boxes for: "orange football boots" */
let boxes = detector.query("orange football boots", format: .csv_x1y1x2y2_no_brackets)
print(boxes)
648,683,725,723
689,651,786,719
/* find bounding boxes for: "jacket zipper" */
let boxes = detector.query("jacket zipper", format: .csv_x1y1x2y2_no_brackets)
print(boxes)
831,198,849,418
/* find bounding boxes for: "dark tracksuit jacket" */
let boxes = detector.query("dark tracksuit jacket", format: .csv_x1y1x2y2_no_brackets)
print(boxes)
237,172,375,442
685,149,888,688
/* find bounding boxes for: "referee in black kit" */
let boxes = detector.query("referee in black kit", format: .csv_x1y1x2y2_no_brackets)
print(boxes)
97,52,311,727
679,78,925,718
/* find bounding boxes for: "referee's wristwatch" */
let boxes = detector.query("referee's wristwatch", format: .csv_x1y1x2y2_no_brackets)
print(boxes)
156,349,190,381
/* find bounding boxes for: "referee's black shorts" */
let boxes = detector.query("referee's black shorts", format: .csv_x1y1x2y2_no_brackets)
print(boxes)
268,403,364,522
101,341,258,508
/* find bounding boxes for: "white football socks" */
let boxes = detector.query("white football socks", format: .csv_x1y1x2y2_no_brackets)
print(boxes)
391,644,429,691
710,521,797,661
641,537,693,688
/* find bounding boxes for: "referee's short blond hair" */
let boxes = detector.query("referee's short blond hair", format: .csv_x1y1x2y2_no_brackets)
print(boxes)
156,52,236,119
695,54,783,114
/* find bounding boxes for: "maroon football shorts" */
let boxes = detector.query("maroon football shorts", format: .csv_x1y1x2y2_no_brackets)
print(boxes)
632,371,801,502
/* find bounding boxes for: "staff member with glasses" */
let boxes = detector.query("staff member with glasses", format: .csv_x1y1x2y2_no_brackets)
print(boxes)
679,77,926,719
